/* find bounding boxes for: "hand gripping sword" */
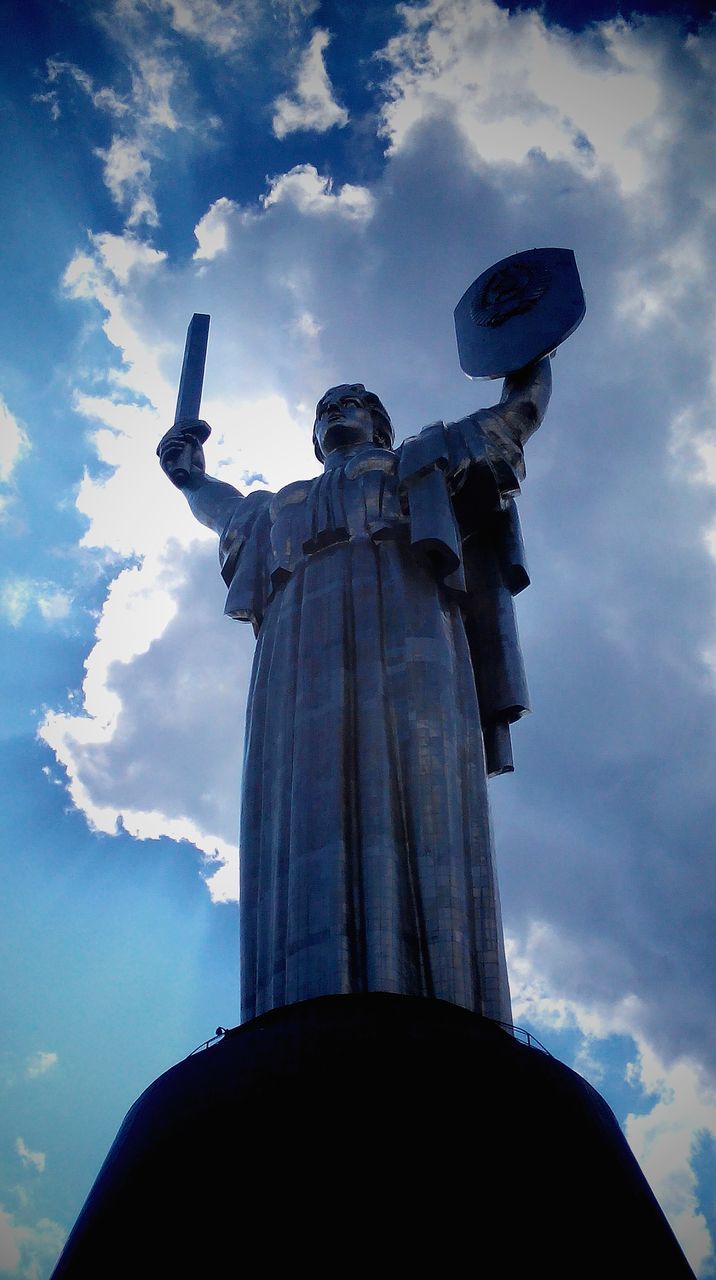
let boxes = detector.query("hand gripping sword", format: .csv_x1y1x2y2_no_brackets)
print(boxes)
172,313,211,487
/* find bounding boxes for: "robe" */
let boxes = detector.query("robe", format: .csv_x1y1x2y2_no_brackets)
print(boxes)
219,410,531,1025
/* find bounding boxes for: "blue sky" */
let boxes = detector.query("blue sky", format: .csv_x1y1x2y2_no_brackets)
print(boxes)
1,0,715,1274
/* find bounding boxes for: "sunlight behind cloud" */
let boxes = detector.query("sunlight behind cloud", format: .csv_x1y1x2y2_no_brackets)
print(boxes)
193,197,239,261
91,231,168,284
262,163,375,219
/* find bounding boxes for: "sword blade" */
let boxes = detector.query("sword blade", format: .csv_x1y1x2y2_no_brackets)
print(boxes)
174,313,210,423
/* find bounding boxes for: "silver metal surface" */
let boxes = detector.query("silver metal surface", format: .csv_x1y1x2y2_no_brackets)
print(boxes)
158,299,559,1027
454,247,585,378
174,313,210,423
167,313,211,487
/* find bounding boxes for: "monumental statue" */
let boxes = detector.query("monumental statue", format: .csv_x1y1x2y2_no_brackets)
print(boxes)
157,248,585,1029
51,254,696,1280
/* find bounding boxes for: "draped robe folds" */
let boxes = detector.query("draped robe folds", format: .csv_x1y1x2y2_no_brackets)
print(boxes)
219,409,532,1025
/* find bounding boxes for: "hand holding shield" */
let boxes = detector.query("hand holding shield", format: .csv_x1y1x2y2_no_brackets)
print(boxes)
454,248,585,379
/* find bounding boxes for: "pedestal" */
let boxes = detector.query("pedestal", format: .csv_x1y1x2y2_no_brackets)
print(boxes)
51,993,694,1278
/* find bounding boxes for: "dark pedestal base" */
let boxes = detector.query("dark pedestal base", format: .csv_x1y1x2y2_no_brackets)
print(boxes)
52,994,694,1278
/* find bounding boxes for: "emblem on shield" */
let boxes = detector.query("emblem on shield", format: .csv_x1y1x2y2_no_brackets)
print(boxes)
455,247,586,378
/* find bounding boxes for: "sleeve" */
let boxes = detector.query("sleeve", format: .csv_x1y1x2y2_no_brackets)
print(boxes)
219,489,275,634
447,355,552,504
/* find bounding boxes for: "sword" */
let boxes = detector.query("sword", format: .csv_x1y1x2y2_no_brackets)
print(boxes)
172,313,211,487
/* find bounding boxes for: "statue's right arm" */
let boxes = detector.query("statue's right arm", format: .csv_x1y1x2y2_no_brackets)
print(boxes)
157,419,243,537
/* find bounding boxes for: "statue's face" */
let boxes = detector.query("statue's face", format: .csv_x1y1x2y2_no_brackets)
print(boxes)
314,386,374,458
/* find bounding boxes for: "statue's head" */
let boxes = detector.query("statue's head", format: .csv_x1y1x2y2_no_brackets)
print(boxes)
313,384,393,462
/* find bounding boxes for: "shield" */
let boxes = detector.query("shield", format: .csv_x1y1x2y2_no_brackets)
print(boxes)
454,248,585,378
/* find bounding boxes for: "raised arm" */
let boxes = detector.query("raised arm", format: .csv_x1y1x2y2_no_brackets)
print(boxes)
447,355,553,498
157,418,243,536
496,356,552,444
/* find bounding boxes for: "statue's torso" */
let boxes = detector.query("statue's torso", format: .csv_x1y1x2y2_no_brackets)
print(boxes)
268,445,408,571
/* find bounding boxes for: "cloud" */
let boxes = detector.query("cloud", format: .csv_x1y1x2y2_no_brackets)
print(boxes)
272,27,348,138
42,57,131,120
39,544,242,901
0,1207,65,1280
90,231,168,284
0,397,30,484
95,137,160,228
625,1047,716,1275
120,0,259,54
129,52,181,130
378,0,667,192
60,240,178,473
193,197,239,261
39,1,716,1162
508,928,716,1276
112,0,321,54
25,1052,58,1080
39,48,187,230
262,164,374,220
37,590,72,622
0,1209,21,1273
15,1140,45,1175
0,579,71,628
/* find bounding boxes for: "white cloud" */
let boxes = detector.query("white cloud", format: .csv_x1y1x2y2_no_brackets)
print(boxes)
193,197,239,261
0,1208,21,1273
625,1047,716,1274
37,590,72,622
262,164,374,220
39,390,318,902
0,1207,65,1280
0,396,30,484
618,229,714,333
44,51,180,132
110,0,321,55
44,58,131,118
41,49,187,231
2,580,36,627
25,1052,58,1079
1,579,73,628
272,27,348,139
61,240,176,449
129,52,180,130
90,232,168,286
38,545,241,903
295,311,321,339
95,137,159,228
507,927,716,1276
15,1140,45,1175
32,89,61,121
378,0,662,192
131,0,256,54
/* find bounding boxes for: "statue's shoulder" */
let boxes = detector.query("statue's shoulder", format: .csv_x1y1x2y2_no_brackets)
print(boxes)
269,478,316,521
398,421,448,481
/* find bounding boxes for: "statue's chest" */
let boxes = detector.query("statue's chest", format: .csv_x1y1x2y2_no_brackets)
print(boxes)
269,450,407,567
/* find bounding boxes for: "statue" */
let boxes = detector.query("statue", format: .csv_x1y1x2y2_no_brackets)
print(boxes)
157,250,584,1027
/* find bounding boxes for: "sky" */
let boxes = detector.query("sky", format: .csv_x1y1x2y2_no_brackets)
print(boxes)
1,0,715,1274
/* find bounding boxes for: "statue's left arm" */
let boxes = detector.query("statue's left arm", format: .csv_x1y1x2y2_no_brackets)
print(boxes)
451,356,552,498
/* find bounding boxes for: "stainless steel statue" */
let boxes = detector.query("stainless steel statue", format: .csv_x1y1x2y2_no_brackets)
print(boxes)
158,249,584,1026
